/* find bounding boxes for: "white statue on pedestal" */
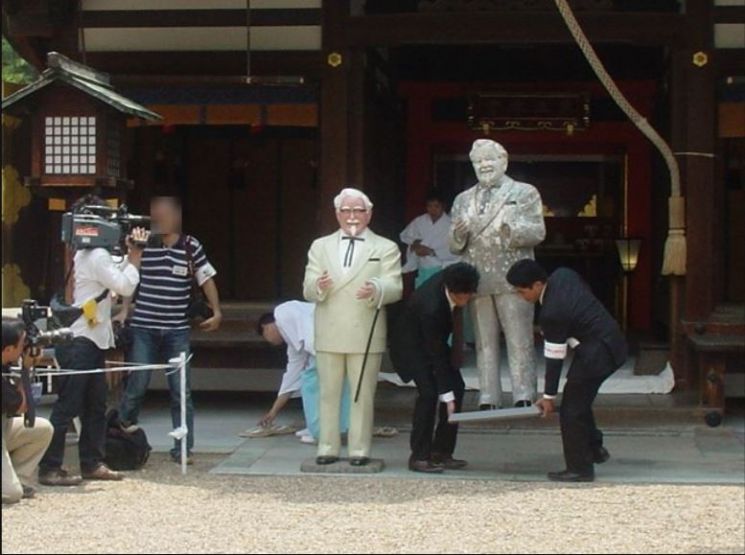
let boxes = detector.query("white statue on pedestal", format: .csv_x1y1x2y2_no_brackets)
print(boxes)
450,140,546,408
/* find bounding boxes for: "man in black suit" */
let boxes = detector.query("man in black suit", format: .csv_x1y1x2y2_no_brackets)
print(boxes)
390,262,480,473
506,259,628,482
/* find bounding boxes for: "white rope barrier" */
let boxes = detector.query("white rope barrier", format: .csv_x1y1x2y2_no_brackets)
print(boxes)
7,355,193,378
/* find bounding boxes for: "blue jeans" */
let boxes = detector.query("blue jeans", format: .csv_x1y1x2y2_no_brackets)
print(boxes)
119,327,194,456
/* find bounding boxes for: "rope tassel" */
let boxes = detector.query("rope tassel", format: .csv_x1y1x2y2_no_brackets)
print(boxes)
553,0,687,276
662,197,687,276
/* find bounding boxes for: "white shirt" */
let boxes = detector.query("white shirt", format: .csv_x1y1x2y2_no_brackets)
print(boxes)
69,248,140,350
338,228,369,274
400,213,460,273
275,301,316,397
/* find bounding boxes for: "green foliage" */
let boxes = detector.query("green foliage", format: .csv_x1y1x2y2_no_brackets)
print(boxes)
2,36,39,85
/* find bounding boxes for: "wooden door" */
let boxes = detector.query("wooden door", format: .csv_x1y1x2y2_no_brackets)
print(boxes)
185,127,318,300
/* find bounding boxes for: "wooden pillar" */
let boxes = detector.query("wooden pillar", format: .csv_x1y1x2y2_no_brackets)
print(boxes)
347,50,366,192
319,0,351,234
669,0,719,386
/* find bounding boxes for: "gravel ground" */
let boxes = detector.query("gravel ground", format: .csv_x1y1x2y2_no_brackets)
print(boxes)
2,453,744,554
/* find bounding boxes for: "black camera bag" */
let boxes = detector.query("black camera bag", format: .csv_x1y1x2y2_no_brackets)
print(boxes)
104,410,151,471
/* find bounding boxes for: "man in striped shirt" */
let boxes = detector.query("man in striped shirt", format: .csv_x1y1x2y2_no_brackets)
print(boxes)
117,196,222,465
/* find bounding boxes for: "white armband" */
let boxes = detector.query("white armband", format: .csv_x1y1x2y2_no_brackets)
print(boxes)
439,391,455,403
195,263,217,286
544,341,568,360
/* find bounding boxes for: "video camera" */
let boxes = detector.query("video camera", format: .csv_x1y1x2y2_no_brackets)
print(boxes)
61,203,150,253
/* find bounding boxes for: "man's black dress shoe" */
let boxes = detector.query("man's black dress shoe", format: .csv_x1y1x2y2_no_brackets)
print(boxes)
408,459,444,473
316,456,339,465
593,446,610,464
514,400,533,408
349,457,369,467
547,469,595,482
431,455,468,470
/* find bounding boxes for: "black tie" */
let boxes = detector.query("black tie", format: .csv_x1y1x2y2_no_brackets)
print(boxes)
342,236,364,267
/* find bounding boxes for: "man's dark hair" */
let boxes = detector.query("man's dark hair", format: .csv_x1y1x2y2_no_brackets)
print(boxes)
72,193,107,212
443,263,480,294
256,312,276,336
2,317,25,350
506,259,548,288
425,189,446,205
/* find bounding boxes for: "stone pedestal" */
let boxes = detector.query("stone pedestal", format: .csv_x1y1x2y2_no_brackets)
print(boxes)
300,458,385,474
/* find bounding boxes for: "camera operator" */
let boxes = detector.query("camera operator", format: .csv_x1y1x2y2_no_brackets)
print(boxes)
39,195,147,486
115,196,222,466
2,318,54,504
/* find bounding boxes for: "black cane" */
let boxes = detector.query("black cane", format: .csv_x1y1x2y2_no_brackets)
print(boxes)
354,307,381,403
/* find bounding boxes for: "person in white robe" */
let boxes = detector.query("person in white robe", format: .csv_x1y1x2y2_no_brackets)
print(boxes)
256,301,350,442
400,190,461,288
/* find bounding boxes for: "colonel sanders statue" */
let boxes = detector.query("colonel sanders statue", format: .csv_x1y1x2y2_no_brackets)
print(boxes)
303,188,402,466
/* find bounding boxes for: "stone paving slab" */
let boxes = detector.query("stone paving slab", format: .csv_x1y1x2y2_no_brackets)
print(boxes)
209,427,745,485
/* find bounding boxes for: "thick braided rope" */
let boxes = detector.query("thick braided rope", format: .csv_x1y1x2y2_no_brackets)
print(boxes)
553,0,680,196
554,0,686,275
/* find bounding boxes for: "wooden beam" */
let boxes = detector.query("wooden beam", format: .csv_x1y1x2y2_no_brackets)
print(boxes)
80,8,321,28
85,51,324,79
343,12,686,47
713,6,745,24
4,14,54,37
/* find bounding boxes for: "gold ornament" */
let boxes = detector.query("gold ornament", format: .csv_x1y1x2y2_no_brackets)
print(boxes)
327,52,343,68
692,51,708,68
1,114,22,130
2,165,31,226
2,264,31,309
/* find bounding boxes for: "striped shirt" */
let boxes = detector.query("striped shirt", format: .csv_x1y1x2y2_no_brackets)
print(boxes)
131,235,217,330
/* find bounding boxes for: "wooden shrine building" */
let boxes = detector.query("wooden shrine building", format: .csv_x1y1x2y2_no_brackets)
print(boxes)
2,0,744,404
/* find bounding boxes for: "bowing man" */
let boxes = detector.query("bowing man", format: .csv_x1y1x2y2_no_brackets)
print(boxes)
390,263,480,473
506,259,628,482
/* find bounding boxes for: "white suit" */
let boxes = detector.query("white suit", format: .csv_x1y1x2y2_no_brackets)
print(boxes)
303,229,402,458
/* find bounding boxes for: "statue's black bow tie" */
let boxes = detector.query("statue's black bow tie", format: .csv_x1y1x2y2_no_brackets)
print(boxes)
342,236,364,267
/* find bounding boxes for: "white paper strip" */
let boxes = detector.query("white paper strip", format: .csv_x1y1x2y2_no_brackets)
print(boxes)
449,405,541,424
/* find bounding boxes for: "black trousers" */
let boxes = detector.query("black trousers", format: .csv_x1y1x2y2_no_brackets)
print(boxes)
40,337,107,473
559,375,609,474
410,368,465,461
